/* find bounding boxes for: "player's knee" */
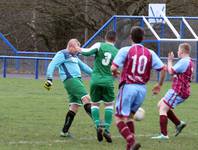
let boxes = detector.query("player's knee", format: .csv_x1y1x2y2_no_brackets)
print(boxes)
92,102,100,107
115,116,122,124
84,103,92,118
104,102,114,107
115,116,127,124
157,102,161,110
159,102,169,115
81,95,90,104
69,104,79,113
157,99,163,110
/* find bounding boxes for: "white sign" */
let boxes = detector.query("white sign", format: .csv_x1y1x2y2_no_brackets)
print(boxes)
149,4,166,24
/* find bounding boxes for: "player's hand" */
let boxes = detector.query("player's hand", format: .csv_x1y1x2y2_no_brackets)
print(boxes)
44,79,53,91
112,70,120,77
152,84,161,95
168,51,174,61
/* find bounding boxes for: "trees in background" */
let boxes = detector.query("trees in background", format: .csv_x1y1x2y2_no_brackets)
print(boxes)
0,0,198,51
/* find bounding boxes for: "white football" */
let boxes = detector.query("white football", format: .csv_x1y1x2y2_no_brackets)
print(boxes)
134,107,145,121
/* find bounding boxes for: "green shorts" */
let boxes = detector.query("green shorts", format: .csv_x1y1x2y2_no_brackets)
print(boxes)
63,78,88,105
90,83,115,103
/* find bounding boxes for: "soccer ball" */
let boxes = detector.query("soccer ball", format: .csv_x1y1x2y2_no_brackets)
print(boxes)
134,107,145,121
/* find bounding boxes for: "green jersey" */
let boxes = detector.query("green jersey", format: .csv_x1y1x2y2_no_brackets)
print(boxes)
82,42,118,86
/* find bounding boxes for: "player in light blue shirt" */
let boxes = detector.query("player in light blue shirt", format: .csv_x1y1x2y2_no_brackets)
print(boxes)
111,26,166,150
46,49,92,81
113,45,164,71
152,43,193,140
44,39,93,137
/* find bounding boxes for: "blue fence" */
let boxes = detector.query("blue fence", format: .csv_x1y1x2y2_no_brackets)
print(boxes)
0,56,52,79
1,15,198,81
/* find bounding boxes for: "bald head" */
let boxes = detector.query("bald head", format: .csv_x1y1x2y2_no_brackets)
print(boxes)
67,38,81,53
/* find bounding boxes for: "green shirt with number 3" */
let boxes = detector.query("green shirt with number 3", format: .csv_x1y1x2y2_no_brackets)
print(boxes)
82,42,118,86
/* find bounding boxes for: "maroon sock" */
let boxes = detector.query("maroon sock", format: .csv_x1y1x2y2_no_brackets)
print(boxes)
160,115,168,136
167,109,180,126
126,121,135,134
117,121,135,145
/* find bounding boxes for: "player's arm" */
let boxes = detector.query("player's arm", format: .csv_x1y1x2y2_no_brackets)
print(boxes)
111,63,120,77
170,54,189,75
111,47,128,77
150,50,167,95
81,42,100,56
44,52,65,90
152,66,167,95
78,58,93,75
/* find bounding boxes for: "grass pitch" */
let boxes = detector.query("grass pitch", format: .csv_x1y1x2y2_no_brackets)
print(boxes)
0,78,198,150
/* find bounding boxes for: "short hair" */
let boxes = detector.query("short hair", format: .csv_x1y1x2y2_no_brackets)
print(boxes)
179,43,191,54
130,26,144,43
105,30,116,42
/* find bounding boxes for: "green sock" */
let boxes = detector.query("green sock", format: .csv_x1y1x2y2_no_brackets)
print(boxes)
91,106,100,128
104,107,113,132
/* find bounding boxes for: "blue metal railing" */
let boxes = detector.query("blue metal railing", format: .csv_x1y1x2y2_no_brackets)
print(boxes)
1,15,198,80
2,15,198,55
0,32,18,54
0,56,52,79
1,55,197,81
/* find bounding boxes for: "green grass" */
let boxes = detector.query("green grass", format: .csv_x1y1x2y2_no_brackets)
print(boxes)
0,78,198,150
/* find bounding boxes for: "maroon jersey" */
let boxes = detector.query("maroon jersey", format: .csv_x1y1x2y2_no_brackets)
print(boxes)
172,59,193,99
120,45,152,85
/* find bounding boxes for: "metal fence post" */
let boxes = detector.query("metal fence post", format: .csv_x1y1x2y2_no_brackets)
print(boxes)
180,20,185,38
3,58,7,78
15,53,20,71
35,59,39,79
113,16,117,32
44,54,48,75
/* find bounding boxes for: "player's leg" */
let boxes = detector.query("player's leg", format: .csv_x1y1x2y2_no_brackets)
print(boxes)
91,102,103,142
103,102,114,143
126,85,146,136
61,78,90,137
159,89,186,138
167,109,180,126
69,78,92,119
115,85,140,150
102,86,114,143
90,84,103,142
81,95,92,118
151,101,169,139
61,104,80,137
152,89,176,139
165,93,186,136
159,100,170,138
168,108,187,136
90,102,100,128
126,85,146,149
116,116,135,150
126,115,135,134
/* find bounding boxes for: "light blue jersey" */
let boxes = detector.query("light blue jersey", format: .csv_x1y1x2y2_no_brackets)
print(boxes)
114,44,165,117
46,49,92,81
172,57,191,73
113,44,164,70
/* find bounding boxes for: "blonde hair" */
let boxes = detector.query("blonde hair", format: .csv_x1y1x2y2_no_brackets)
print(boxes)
179,43,191,54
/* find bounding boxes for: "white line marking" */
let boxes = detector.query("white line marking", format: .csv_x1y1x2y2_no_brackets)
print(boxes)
6,133,198,145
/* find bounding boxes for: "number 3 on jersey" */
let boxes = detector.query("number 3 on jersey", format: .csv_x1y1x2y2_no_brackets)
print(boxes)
131,55,148,74
102,52,112,66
